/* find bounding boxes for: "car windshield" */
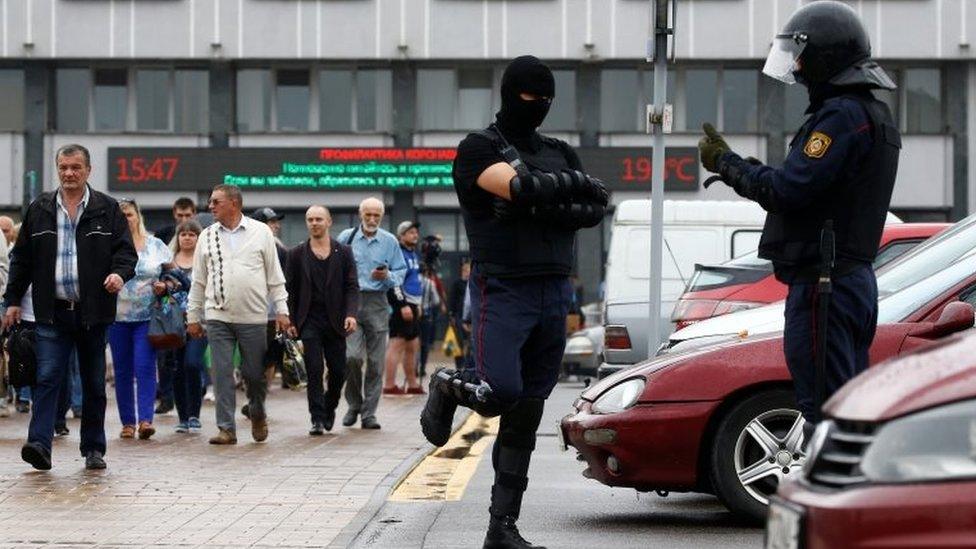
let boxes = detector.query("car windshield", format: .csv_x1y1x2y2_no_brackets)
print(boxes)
876,213,976,298
878,253,976,323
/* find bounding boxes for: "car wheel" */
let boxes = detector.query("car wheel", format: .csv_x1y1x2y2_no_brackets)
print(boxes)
709,389,807,523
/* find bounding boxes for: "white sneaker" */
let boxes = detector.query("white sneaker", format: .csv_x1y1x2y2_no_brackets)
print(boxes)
204,390,215,403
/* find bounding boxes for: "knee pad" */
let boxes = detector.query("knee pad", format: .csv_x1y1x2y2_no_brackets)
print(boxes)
497,398,545,450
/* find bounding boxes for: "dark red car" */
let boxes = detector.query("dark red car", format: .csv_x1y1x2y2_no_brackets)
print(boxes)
769,328,976,549
671,223,950,330
560,254,976,522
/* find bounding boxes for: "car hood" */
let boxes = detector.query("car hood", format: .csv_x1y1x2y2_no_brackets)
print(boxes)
669,301,785,342
579,332,783,402
826,330,976,422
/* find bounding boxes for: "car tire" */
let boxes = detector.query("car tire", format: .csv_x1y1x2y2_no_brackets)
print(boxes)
708,389,806,524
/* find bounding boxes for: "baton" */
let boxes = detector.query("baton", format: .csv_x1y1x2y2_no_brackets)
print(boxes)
813,220,835,424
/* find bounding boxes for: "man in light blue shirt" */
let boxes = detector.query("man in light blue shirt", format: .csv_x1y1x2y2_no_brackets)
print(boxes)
336,197,406,430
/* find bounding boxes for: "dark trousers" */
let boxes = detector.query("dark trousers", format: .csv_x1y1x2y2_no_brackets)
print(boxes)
467,267,572,405
29,311,108,456
172,337,208,423
783,264,878,423
156,352,174,404
301,321,346,424
418,310,438,376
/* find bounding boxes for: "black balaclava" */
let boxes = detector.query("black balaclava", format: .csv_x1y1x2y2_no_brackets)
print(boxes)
495,56,555,141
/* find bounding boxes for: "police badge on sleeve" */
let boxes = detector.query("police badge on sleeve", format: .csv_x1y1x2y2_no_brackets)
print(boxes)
803,131,832,159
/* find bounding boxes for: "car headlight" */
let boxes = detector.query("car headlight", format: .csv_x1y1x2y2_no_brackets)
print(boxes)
861,399,976,483
564,336,595,356
590,378,645,414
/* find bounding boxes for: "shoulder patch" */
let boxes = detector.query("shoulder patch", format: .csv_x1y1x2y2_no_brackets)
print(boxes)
803,131,832,159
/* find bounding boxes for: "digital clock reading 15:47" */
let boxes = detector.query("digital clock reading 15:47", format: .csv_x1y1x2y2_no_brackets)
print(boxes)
114,156,181,183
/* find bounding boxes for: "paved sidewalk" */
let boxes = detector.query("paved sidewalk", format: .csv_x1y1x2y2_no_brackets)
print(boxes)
0,367,441,548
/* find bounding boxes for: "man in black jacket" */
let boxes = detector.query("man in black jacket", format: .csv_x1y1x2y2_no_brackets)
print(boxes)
285,205,359,435
2,143,137,471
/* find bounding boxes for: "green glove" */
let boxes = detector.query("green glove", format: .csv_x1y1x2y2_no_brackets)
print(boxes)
697,122,731,173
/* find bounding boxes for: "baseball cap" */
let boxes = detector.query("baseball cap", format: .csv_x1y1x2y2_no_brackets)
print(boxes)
397,220,420,236
251,207,284,223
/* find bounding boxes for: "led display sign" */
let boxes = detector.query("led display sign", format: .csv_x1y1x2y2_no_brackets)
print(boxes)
107,146,699,192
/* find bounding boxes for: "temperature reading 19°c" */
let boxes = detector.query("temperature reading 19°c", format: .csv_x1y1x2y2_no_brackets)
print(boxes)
115,156,181,183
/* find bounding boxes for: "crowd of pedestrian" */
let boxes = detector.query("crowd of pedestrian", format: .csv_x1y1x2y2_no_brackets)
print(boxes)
0,143,468,470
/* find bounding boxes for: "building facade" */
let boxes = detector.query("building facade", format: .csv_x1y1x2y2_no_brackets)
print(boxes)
0,0,968,299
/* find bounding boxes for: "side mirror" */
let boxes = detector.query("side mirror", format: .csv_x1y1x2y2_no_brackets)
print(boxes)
927,301,975,338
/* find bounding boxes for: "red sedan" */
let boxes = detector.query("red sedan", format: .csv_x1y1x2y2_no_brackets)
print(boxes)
671,223,949,330
560,254,976,522
769,329,976,549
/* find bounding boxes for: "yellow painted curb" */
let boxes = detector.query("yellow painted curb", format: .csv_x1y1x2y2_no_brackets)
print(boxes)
389,413,499,502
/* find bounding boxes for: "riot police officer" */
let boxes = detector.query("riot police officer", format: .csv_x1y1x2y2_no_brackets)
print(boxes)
698,0,901,438
420,55,607,549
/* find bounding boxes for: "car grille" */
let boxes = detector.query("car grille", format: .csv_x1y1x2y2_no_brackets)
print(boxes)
805,419,877,489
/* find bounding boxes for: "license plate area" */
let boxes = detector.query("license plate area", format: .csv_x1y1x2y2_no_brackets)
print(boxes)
765,497,804,549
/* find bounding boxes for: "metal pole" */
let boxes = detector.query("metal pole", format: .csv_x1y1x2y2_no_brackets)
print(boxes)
647,0,671,358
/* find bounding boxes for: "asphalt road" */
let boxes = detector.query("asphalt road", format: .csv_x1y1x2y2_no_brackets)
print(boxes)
349,380,764,548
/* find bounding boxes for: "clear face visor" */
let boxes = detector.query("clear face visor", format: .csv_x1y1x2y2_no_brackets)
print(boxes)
762,32,808,84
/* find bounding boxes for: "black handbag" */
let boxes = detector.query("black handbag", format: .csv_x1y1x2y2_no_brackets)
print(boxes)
3,324,36,388
147,294,186,350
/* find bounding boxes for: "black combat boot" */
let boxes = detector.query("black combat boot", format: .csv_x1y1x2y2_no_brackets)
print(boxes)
483,515,546,549
420,368,459,446
483,398,547,549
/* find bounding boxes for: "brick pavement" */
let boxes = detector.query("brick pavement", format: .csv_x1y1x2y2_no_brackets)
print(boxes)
0,363,451,548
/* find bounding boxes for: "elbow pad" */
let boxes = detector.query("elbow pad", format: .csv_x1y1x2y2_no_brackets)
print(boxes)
509,170,609,207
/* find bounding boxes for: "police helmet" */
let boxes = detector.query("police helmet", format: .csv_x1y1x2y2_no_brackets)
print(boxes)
764,0,894,90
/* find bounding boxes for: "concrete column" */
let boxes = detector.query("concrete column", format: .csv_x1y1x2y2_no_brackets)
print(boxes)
946,62,968,221
576,63,604,303
209,62,233,149
23,62,50,210
391,61,417,224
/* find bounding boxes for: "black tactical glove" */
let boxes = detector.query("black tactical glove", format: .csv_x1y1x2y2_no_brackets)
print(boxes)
552,170,610,206
698,122,731,173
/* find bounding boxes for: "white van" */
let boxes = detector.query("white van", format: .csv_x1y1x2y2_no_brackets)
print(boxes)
602,199,767,368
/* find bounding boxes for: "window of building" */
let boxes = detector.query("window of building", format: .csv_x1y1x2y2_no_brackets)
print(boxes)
136,69,169,131
417,212,459,252
722,69,758,132
94,68,127,131
783,83,808,131
237,69,272,132
457,68,493,130
320,69,354,132
600,69,640,132
0,70,24,130
276,69,310,131
56,69,91,132
318,68,392,133
174,70,209,133
417,69,457,130
685,69,718,132
542,69,577,131
904,68,942,133
356,69,392,132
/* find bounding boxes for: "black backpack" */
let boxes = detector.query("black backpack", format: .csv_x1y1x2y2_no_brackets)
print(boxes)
3,324,36,388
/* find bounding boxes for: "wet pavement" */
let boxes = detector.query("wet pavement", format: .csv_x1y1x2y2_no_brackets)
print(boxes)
0,371,438,548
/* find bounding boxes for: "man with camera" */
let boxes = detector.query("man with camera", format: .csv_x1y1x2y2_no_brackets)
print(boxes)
337,197,407,430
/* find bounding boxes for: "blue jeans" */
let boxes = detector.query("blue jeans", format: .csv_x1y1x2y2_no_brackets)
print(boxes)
172,337,207,423
29,317,108,456
108,321,157,425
